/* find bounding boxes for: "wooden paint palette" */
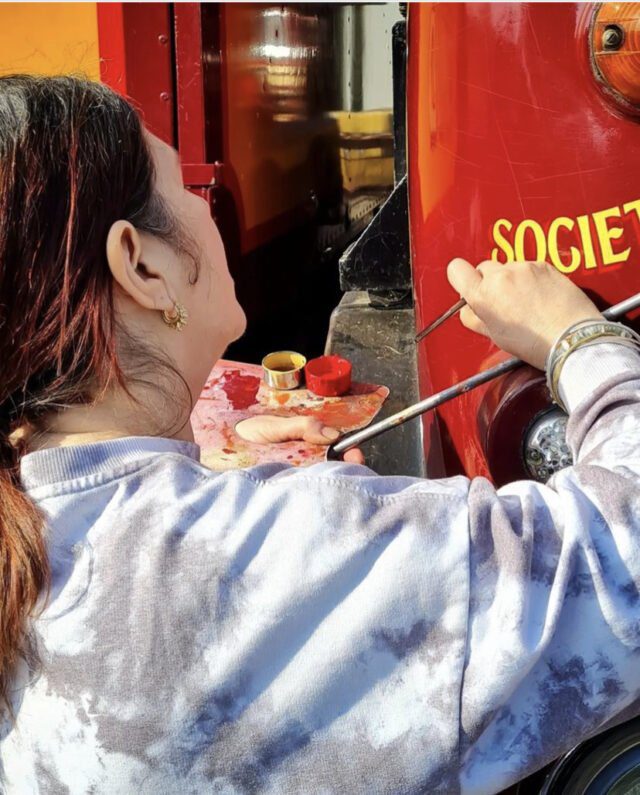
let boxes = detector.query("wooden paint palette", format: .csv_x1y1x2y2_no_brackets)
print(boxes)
192,359,389,470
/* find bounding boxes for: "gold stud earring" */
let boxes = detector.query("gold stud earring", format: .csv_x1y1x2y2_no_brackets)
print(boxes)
161,301,188,331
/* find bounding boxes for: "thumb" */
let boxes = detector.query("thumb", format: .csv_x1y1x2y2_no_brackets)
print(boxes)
288,416,340,445
343,448,365,465
446,257,481,302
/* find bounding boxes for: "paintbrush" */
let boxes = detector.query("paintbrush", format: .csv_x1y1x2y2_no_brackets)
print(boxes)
330,290,640,457
415,298,467,343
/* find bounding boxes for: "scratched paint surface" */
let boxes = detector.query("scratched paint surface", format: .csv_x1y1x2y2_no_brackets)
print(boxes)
192,360,389,470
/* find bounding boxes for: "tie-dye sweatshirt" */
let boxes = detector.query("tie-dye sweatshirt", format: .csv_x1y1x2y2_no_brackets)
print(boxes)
2,342,640,795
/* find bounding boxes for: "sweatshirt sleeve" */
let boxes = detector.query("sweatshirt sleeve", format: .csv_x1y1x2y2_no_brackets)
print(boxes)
459,342,640,794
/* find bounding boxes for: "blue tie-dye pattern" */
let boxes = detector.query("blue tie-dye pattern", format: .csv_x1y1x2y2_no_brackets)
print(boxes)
1,344,640,794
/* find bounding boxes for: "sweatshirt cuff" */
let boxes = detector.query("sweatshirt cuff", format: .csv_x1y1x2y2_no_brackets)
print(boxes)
557,342,640,415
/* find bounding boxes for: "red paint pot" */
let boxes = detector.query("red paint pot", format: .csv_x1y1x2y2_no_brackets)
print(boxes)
305,355,352,397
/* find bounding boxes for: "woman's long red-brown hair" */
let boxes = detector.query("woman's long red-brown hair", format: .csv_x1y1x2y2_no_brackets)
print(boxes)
0,75,183,715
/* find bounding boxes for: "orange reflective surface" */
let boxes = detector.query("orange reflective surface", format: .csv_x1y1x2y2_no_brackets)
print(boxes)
593,2,640,108
0,3,99,79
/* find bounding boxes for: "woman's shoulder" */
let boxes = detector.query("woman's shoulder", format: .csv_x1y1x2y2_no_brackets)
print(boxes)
30,445,469,573
147,452,467,511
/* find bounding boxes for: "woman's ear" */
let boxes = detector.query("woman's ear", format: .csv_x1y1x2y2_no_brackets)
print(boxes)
106,220,174,312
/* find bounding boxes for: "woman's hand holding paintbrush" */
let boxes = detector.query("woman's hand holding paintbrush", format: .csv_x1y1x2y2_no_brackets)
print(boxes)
445,258,602,369
417,259,602,367
331,258,613,457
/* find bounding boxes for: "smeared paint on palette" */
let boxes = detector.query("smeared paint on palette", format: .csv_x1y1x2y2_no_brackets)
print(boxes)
192,359,389,470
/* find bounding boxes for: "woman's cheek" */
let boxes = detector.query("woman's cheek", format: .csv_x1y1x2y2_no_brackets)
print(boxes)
182,192,213,241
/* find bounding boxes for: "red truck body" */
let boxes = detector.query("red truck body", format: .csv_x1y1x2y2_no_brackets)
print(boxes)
408,2,640,483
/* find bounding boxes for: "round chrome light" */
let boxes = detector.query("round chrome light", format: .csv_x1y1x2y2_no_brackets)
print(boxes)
523,408,573,482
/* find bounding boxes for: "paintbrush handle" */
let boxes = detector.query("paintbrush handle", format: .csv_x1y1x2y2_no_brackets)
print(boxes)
331,356,521,455
415,298,467,343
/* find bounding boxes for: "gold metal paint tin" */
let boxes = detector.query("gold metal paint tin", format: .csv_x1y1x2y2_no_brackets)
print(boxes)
262,351,307,390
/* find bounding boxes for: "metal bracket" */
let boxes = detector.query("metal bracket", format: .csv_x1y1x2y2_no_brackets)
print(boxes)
338,176,411,296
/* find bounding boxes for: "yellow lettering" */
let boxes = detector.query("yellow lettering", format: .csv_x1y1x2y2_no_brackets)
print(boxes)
623,198,640,220
593,206,630,266
489,197,640,273
576,215,597,269
514,219,547,262
548,217,580,273
490,218,514,262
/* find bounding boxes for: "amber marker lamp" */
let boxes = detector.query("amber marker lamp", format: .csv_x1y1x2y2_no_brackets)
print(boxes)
592,3,640,111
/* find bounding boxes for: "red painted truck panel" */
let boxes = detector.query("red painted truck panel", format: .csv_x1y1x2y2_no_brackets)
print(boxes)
408,2,640,481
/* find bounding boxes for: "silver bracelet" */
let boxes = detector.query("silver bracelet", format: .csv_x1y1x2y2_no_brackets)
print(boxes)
545,320,640,412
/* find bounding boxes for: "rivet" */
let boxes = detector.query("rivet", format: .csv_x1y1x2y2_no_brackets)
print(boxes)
603,24,624,51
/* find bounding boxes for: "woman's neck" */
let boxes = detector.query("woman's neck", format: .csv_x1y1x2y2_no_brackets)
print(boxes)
25,386,195,452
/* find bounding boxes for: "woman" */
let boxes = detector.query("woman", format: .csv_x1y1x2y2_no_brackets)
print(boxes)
1,75,639,795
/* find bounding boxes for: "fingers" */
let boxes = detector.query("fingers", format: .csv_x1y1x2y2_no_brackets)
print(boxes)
459,304,490,338
298,417,340,445
476,259,503,276
444,257,604,369
235,415,340,446
448,258,496,338
233,415,365,463
446,257,482,301
260,416,339,445
235,416,268,443
343,448,365,465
